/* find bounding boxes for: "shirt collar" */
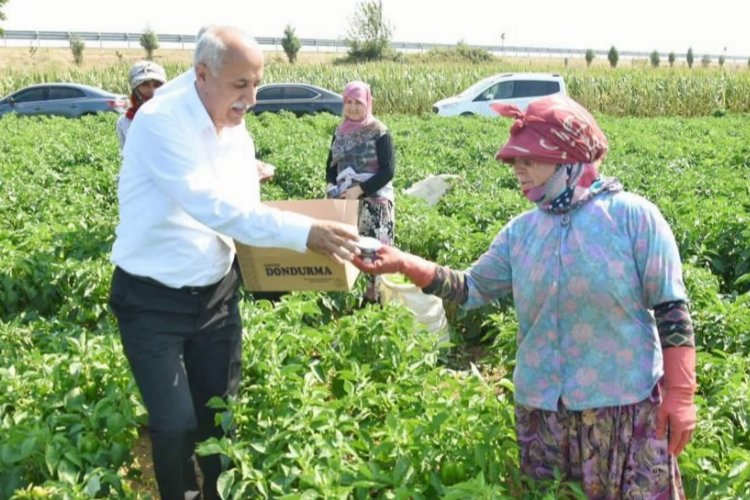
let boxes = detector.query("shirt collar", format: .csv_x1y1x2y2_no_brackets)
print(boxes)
184,82,220,136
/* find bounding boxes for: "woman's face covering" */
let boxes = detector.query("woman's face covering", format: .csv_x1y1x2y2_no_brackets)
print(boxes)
512,158,557,190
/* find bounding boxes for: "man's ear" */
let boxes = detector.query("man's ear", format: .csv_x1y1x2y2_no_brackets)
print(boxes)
195,63,209,84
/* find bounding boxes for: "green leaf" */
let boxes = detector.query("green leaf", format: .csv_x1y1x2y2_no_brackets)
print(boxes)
86,473,102,496
217,470,236,500
57,458,79,485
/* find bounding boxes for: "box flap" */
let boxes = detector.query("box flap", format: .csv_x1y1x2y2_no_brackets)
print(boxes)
266,199,359,227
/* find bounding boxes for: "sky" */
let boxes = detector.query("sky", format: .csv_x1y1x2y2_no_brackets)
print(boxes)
3,0,749,57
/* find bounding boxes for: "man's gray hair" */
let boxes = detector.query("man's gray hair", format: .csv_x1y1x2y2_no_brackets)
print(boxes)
196,24,213,40
193,26,258,75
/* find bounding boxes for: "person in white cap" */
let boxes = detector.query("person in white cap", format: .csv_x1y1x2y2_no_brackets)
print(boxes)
116,60,167,149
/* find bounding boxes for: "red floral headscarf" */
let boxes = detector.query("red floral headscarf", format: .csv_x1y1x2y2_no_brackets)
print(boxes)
493,95,608,165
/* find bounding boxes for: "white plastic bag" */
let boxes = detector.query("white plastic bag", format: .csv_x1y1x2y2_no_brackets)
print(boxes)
404,174,461,206
379,273,450,343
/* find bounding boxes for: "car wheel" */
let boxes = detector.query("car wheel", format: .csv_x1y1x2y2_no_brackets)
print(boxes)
460,112,474,117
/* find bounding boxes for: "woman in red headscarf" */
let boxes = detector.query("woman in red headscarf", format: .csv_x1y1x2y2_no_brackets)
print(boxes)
326,80,396,303
355,95,695,498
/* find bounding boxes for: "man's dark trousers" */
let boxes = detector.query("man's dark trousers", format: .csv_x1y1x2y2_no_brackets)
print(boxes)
109,263,243,500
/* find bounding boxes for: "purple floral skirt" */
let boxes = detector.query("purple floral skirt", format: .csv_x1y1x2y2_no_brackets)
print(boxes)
515,385,685,499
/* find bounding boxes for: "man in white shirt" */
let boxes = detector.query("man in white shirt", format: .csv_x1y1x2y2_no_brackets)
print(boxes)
158,26,275,184
109,26,358,500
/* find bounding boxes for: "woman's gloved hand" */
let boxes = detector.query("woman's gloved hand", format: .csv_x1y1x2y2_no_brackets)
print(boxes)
353,245,436,288
656,346,697,456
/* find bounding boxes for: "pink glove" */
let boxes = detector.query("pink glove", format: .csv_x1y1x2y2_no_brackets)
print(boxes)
352,245,436,288
656,346,697,456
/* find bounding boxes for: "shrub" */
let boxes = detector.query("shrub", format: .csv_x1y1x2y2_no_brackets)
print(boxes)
585,48,595,67
139,26,159,60
69,35,85,66
425,42,493,63
650,50,660,68
281,24,301,64
607,45,619,68
346,0,393,61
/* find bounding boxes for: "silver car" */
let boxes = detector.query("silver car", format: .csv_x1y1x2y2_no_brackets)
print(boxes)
0,83,128,118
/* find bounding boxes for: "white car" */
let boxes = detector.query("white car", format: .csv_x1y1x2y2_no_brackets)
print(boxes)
432,73,566,117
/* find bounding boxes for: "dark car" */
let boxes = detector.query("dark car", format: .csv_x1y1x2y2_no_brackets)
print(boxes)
250,83,343,116
0,83,128,118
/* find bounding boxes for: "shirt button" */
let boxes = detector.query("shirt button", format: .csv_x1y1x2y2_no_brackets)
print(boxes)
561,214,571,226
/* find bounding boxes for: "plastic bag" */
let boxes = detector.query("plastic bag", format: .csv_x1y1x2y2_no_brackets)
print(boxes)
404,174,461,206
379,273,450,343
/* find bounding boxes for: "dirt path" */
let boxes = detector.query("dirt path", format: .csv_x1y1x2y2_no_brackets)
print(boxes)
130,426,159,499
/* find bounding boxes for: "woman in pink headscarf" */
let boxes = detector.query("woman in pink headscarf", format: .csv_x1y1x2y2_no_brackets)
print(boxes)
326,80,396,302
355,95,696,498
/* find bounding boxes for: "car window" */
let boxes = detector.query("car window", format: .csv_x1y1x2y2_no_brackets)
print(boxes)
475,81,513,101
493,82,514,99
257,87,284,100
512,80,560,98
13,88,47,103
48,87,86,100
284,87,318,100
459,76,497,97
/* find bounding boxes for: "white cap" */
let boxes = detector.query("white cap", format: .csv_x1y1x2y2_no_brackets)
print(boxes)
128,61,167,91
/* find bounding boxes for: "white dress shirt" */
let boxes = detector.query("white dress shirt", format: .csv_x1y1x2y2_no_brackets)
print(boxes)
156,68,196,96
111,83,312,288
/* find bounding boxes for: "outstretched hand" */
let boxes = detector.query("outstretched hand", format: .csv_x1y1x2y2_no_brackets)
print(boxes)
352,245,405,275
306,220,360,263
353,245,437,288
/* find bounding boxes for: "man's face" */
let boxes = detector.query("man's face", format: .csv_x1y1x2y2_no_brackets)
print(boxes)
195,42,264,131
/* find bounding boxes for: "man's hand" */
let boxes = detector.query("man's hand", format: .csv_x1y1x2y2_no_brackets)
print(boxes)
306,220,360,263
256,161,275,183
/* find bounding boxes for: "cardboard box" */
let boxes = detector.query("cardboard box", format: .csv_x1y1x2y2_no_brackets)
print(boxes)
234,199,361,291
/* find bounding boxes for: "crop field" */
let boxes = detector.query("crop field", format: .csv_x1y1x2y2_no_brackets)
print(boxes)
1,65,750,498
3,56,750,117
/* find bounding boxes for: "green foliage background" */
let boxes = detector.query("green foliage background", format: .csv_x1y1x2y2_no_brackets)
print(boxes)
1,111,748,498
